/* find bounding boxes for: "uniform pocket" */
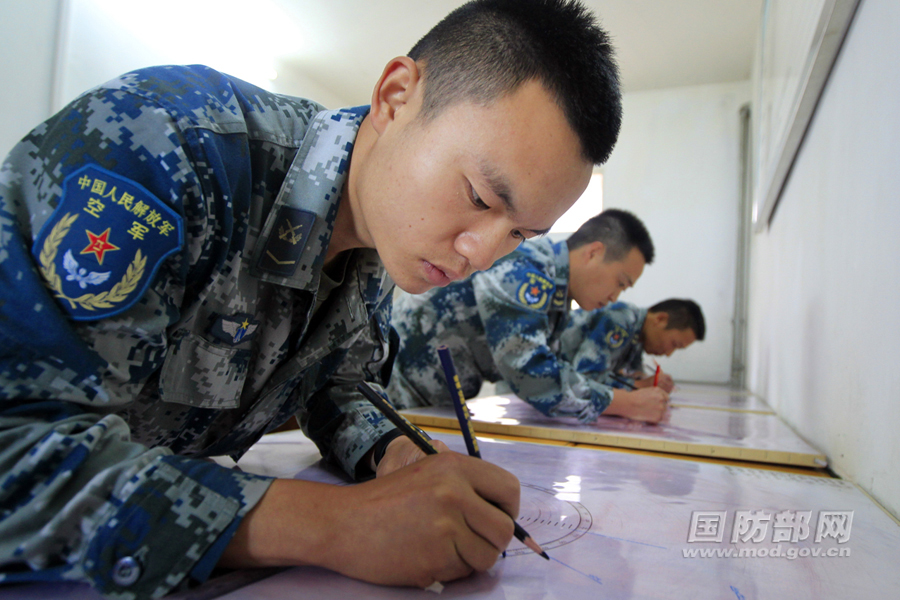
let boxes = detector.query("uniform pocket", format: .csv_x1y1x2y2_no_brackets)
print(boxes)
159,333,249,409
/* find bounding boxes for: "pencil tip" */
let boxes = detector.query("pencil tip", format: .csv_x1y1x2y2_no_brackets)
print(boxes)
522,535,548,559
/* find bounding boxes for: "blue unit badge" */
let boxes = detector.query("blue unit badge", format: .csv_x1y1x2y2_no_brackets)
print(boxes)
31,165,184,321
605,325,628,349
516,271,555,310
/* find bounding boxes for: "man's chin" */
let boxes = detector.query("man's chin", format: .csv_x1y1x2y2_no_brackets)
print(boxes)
388,271,435,295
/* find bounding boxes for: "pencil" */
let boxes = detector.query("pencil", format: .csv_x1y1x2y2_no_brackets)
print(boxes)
356,381,549,560
437,345,481,458
432,347,548,561
609,373,637,390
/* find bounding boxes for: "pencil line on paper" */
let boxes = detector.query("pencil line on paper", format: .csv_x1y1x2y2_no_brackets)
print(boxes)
585,530,668,550
549,557,603,586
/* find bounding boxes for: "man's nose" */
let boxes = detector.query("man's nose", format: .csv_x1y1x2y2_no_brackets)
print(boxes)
456,223,517,273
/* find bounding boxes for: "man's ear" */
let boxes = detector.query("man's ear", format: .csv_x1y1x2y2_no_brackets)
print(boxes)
654,311,669,329
369,56,421,135
587,241,606,262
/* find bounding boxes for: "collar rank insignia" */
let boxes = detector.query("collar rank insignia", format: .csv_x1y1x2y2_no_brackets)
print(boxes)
605,325,629,349
210,313,261,346
551,285,568,309
516,271,555,310
31,165,184,321
256,207,317,277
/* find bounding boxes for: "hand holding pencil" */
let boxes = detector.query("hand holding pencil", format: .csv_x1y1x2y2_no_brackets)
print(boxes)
357,381,546,559
219,403,521,589
354,381,526,585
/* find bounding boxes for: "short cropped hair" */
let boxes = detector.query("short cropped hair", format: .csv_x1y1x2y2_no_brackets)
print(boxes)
648,299,706,341
408,0,622,165
566,209,655,264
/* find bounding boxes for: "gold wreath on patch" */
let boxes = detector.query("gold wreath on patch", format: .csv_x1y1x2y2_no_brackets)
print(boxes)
38,212,146,312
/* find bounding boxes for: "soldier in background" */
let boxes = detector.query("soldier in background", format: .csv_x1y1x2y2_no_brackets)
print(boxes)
388,209,656,423
558,299,706,423
0,0,621,596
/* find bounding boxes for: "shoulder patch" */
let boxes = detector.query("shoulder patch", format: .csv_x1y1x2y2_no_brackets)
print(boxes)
31,165,184,321
516,271,555,310
605,325,629,349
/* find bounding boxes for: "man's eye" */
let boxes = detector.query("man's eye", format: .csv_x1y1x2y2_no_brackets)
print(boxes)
511,229,525,240
470,186,489,209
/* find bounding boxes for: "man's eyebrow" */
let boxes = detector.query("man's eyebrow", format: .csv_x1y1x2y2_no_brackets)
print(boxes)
479,161,551,236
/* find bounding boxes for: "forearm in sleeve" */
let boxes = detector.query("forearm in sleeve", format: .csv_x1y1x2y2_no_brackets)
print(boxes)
297,310,398,481
0,406,272,598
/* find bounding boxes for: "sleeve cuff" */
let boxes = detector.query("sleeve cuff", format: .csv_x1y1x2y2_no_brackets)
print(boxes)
331,399,399,480
83,455,273,598
569,385,614,423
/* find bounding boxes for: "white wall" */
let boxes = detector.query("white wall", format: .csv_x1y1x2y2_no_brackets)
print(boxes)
1,0,352,162
56,0,348,113
603,82,750,383
0,0,61,157
747,0,900,519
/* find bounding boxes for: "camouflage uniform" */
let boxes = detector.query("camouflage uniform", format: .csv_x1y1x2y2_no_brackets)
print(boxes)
389,238,613,422
0,65,399,598
559,302,648,389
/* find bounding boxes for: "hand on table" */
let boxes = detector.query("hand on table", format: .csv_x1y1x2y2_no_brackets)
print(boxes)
604,387,670,423
633,371,674,393
221,442,520,588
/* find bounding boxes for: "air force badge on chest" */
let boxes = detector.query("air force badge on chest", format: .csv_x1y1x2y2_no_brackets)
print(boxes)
31,165,184,321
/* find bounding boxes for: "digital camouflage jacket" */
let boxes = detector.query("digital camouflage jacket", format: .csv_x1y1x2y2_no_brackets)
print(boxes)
0,65,398,598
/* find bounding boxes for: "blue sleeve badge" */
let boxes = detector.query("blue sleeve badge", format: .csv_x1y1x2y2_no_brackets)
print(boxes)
605,325,629,349
516,271,555,310
31,165,184,321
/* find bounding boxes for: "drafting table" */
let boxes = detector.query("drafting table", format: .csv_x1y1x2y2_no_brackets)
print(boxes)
668,389,774,414
225,431,898,599
6,430,895,599
402,394,827,468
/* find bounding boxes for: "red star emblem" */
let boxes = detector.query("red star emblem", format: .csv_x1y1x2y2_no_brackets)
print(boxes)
530,286,540,295
81,228,120,265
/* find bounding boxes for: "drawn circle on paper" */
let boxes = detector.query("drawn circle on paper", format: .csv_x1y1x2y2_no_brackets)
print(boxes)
504,483,593,556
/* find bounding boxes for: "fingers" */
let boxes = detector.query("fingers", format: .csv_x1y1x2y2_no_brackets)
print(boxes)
420,452,519,554
629,387,669,423
454,510,512,572
374,436,519,553
659,373,675,392
458,453,521,530
431,439,452,453
360,450,520,585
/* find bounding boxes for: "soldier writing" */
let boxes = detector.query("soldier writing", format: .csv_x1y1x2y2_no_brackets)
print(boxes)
388,210,663,421
0,0,622,596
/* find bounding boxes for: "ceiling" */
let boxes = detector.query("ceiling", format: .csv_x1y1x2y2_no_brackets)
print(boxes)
271,0,763,106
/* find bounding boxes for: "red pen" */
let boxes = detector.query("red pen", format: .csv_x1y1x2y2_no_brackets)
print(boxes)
653,364,661,387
